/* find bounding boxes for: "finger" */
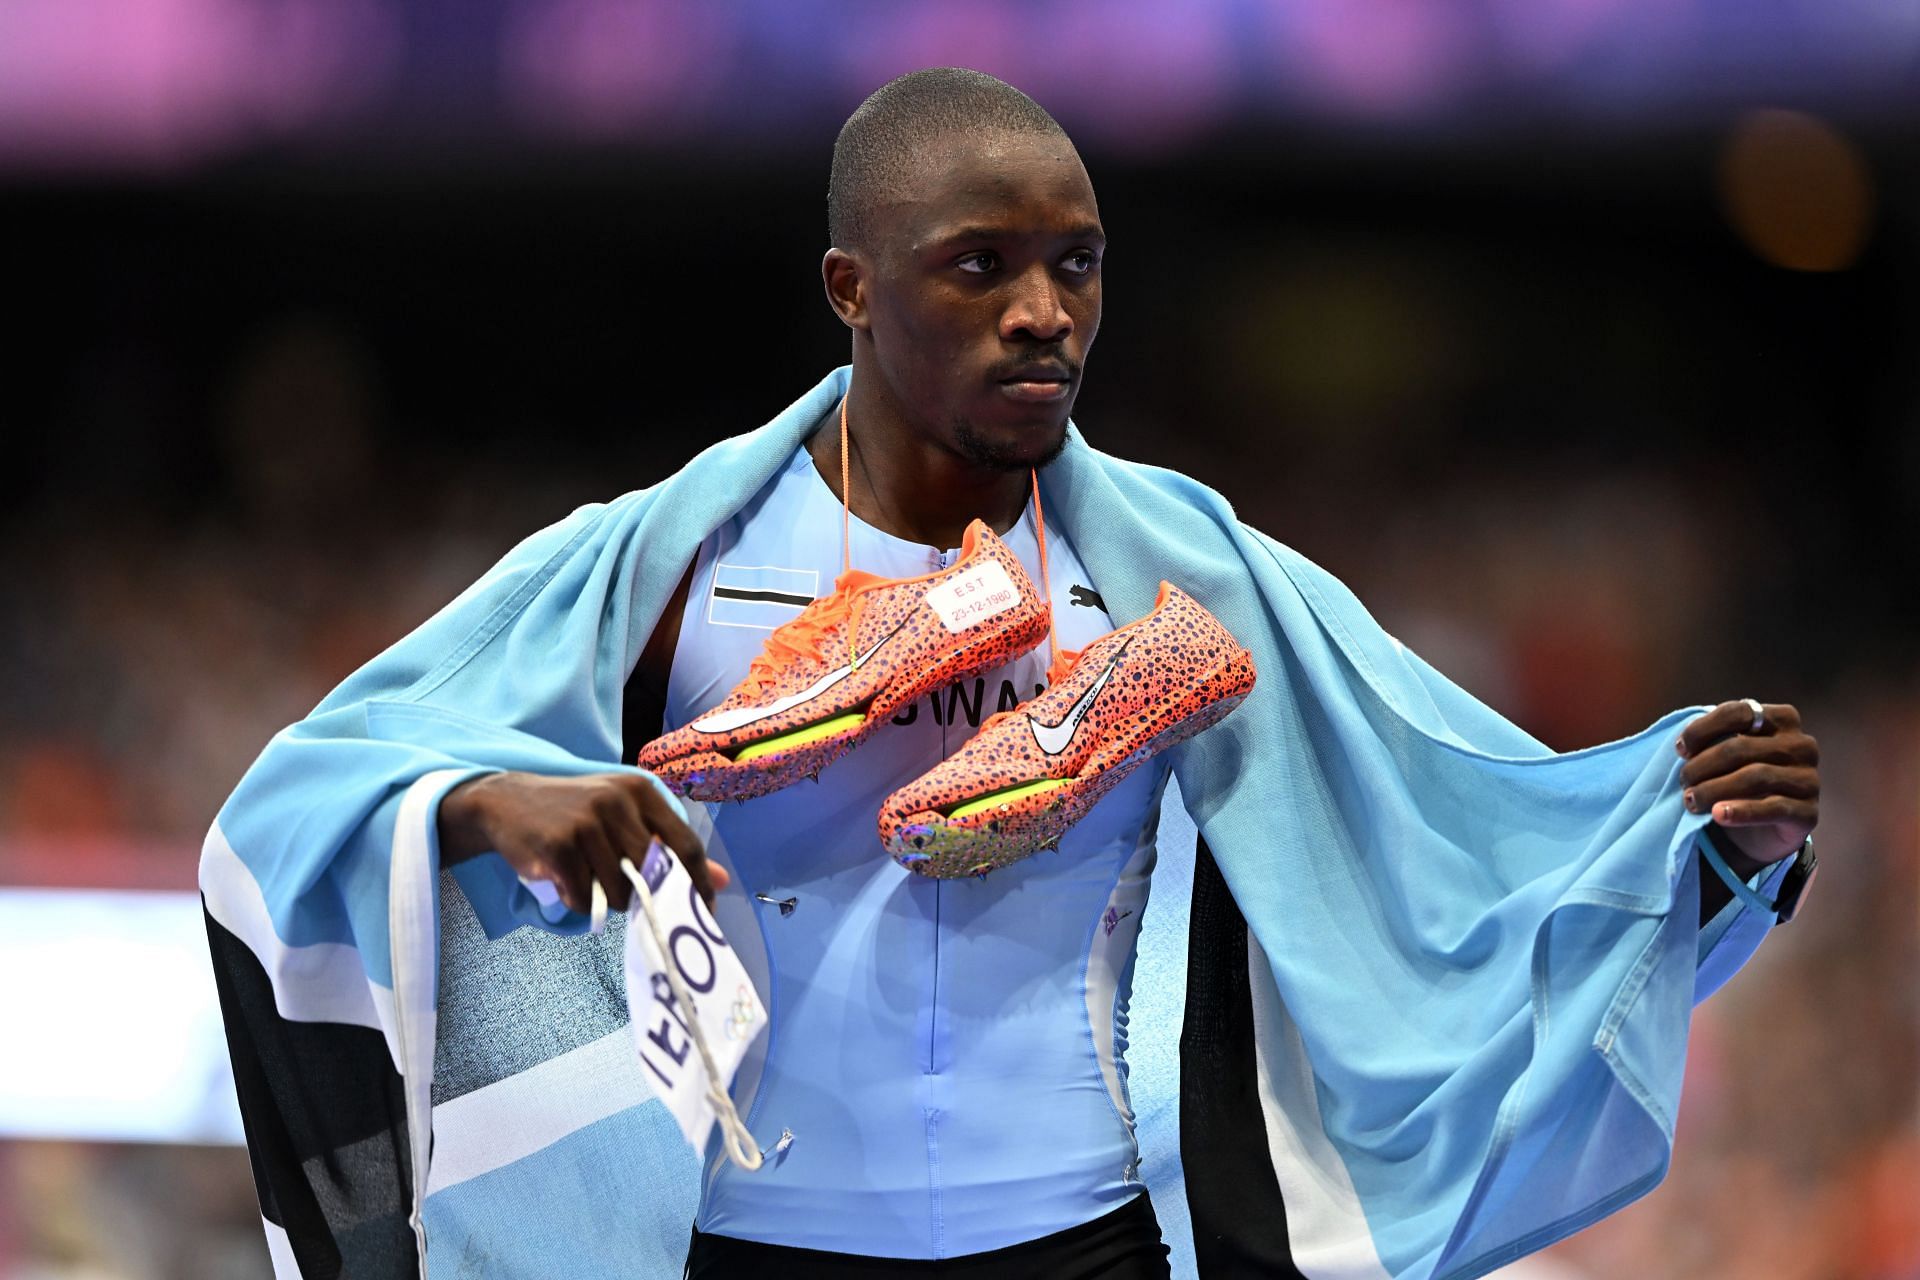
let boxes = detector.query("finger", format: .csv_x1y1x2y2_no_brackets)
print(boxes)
1678,702,1755,757
598,793,660,913
628,777,728,904
542,835,593,916
1679,730,1819,786
1678,700,1804,757
577,821,633,916
635,782,709,868
1684,763,1820,813
1709,794,1818,830
572,794,633,917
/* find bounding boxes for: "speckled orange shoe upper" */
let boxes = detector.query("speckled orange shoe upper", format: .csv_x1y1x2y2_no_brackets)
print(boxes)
877,582,1255,877
637,519,1050,802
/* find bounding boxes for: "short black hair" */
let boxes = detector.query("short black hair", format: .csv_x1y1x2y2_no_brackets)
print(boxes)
829,68,1070,252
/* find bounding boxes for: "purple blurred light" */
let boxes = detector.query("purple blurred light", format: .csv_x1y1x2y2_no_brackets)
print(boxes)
502,0,732,136
835,0,1235,147
1282,0,1484,116
1488,0,1665,73
0,0,398,168
0,0,1915,169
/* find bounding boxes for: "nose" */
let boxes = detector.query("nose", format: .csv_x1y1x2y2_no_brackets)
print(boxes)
1000,265,1073,344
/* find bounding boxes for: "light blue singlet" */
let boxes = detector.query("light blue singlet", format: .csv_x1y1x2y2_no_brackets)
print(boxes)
666,442,1171,1259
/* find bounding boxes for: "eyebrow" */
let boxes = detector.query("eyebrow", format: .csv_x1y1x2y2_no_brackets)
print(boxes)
929,222,1107,248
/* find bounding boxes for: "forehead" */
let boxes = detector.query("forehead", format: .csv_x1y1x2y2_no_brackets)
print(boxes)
881,130,1101,249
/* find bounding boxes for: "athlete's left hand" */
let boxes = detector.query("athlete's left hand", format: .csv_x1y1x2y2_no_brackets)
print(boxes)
1677,700,1820,872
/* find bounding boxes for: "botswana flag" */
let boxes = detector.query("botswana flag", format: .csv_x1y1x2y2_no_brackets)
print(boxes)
706,561,817,629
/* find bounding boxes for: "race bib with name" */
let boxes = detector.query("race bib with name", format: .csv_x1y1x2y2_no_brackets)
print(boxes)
624,843,768,1155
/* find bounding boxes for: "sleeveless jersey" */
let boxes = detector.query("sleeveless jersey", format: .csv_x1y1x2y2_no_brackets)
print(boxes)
664,441,1170,1258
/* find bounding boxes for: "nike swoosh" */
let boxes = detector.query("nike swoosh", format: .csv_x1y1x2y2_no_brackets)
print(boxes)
1029,638,1132,756
692,622,903,735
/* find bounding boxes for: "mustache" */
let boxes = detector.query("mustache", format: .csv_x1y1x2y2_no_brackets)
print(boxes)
986,349,1081,382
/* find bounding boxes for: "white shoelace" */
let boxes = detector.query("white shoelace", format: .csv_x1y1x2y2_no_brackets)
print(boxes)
592,862,765,1170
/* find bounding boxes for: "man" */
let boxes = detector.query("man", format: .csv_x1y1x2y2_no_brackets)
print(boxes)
204,69,1821,1279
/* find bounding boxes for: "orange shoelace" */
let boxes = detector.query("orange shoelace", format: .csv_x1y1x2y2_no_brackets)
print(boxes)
741,583,874,694
1029,463,1064,679
814,393,1064,682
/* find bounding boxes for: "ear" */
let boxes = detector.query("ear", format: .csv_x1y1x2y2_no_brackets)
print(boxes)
822,248,870,333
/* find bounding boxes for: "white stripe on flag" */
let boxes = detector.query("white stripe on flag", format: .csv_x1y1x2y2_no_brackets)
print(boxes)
199,821,400,1069
425,1027,660,1196
392,770,467,1277
262,1215,301,1279
1247,930,1394,1280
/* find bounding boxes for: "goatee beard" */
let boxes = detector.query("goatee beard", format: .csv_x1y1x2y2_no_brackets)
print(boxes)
952,418,1069,473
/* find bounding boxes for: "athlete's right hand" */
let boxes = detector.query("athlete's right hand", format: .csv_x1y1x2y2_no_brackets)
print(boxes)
437,771,726,914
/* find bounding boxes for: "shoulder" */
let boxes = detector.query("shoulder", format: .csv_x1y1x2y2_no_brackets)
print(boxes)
1055,426,1246,527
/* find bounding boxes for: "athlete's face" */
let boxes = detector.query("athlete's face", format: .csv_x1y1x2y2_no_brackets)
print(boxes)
839,130,1104,471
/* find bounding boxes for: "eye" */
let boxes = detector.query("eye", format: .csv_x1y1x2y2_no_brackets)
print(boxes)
956,252,998,274
1061,249,1100,276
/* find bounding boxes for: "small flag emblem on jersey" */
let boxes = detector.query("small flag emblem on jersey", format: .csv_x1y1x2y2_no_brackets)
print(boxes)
707,562,818,630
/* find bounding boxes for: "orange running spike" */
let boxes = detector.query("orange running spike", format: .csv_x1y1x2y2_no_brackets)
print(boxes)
876,583,1256,877
637,520,1051,802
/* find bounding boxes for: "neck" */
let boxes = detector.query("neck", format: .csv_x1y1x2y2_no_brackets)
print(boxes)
806,353,1034,550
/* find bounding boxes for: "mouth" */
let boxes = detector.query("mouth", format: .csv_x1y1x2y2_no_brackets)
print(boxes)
996,364,1075,405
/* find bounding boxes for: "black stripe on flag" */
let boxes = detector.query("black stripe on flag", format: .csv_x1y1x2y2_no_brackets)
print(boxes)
709,562,818,629
1181,838,1309,1278
205,906,418,1278
713,586,814,607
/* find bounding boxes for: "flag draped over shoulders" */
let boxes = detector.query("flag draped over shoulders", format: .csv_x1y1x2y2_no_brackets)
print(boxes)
203,366,1782,1279
1047,446,1782,1279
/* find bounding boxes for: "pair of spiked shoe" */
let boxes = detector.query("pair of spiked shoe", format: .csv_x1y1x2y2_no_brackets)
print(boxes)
636,523,1255,876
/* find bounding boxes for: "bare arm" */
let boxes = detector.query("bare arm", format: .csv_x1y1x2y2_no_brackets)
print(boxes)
436,560,721,914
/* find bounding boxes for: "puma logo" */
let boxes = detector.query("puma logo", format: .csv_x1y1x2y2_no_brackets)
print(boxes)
1068,584,1106,611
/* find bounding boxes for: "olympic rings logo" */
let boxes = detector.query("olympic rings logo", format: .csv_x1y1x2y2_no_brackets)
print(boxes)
724,983,758,1041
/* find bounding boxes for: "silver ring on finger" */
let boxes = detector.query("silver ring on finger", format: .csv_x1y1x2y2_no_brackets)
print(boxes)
1742,697,1766,734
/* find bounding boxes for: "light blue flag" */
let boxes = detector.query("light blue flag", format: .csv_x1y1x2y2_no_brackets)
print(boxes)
201,366,1786,1279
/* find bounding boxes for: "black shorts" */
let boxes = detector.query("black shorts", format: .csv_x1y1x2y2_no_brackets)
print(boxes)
683,1190,1172,1279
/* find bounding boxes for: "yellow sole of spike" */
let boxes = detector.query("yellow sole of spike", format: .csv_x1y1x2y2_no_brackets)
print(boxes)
947,777,1072,821
734,712,868,763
